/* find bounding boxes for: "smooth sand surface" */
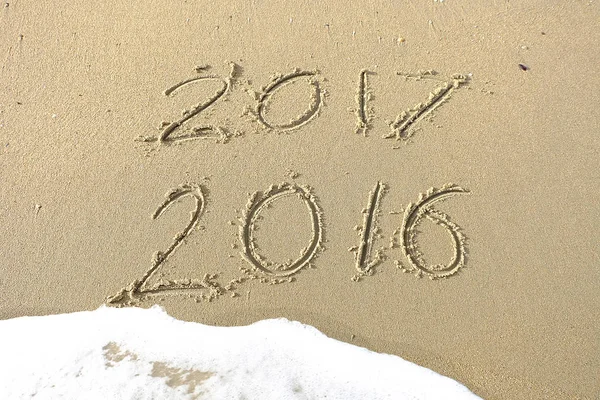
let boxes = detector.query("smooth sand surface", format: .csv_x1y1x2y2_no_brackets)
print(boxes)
1,1,598,398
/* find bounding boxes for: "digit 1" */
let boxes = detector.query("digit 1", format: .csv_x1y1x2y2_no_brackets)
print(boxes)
354,69,373,135
351,181,386,280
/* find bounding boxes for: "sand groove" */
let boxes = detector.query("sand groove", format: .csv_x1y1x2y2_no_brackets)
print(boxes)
160,74,230,143
253,69,323,131
136,64,238,144
239,183,324,277
395,184,469,279
351,181,387,280
106,184,221,306
384,71,469,141
354,69,374,135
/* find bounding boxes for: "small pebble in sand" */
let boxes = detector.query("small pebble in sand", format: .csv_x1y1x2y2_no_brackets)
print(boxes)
518,63,529,71
195,65,210,73
285,169,300,179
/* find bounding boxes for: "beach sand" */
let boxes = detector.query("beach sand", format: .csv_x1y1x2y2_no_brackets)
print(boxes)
1,0,598,398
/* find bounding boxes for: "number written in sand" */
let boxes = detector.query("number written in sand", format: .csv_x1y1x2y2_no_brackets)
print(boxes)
149,63,237,143
159,75,230,143
254,70,323,131
106,182,470,306
240,183,324,277
134,64,469,146
393,184,469,280
384,72,469,142
353,69,374,135
107,184,223,305
350,181,386,280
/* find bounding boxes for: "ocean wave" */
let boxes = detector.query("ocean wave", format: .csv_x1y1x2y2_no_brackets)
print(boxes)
0,306,480,399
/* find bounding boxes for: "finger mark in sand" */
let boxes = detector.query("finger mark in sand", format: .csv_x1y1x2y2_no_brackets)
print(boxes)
394,184,469,280
252,69,324,132
350,181,387,281
240,183,324,279
353,69,375,136
106,184,226,306
384,71,470,142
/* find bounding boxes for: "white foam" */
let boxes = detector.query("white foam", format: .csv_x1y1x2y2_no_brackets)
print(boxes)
0,306,480,399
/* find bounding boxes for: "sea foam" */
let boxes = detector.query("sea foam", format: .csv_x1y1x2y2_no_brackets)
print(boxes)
0,306,480,399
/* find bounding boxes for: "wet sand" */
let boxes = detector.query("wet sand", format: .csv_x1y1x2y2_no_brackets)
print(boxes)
0,1,598,398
